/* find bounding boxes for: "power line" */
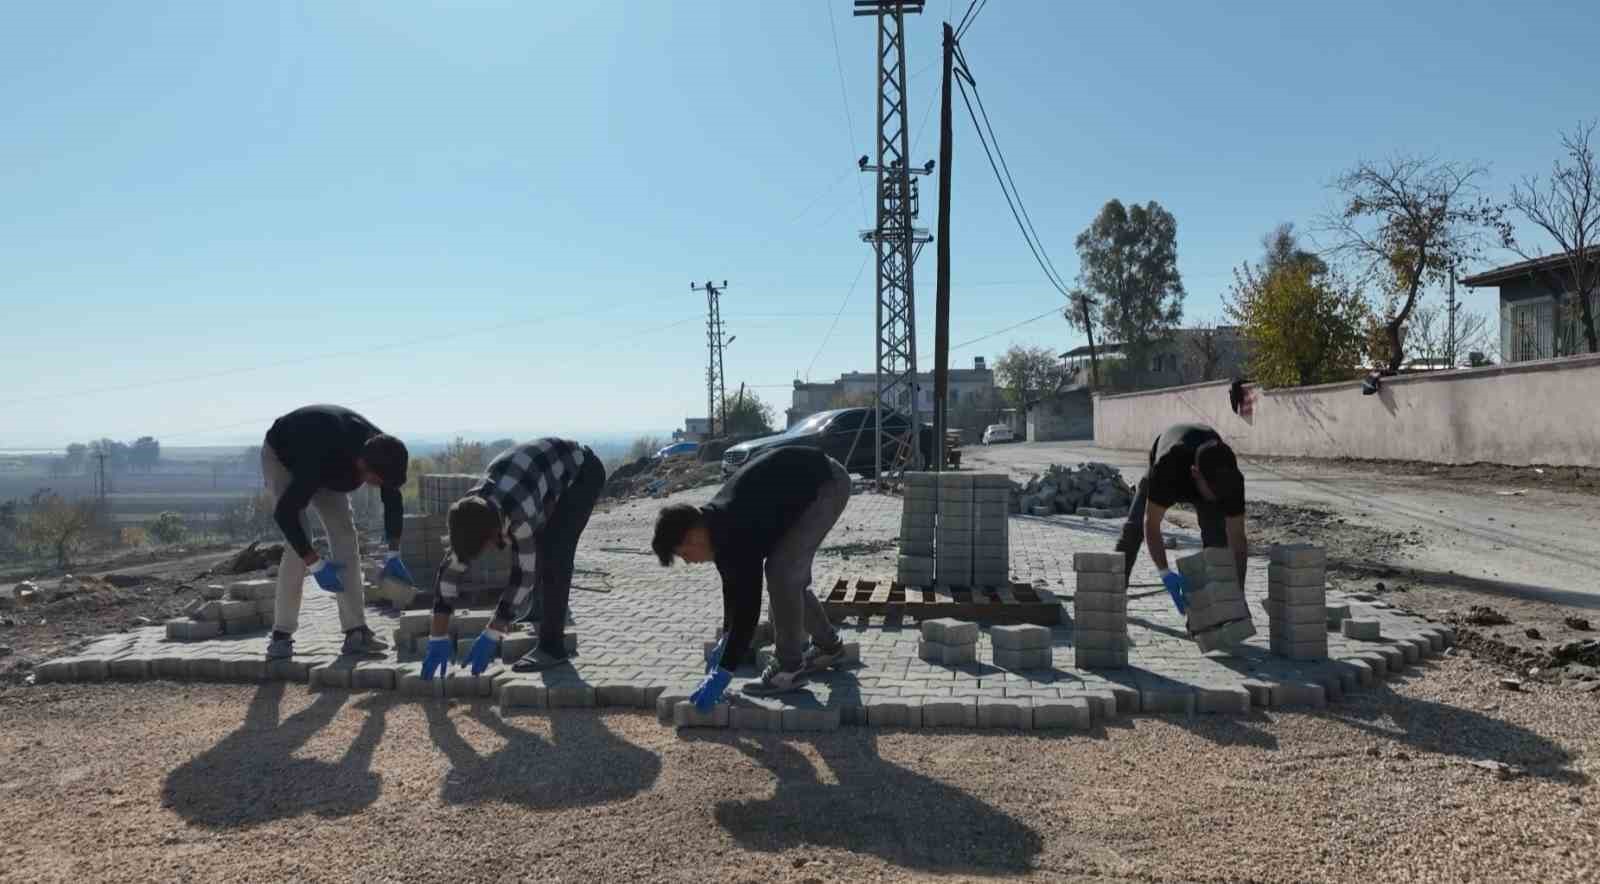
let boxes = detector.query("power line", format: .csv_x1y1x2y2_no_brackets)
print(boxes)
804,255,871,381
955,0,988,39
920,304,1065,361
826,1,871,228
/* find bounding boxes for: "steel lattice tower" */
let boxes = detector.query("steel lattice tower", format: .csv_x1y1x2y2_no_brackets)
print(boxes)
855,0,932,481
692,280,729,436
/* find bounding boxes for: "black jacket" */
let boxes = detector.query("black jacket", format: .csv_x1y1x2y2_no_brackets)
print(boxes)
265,405,402,557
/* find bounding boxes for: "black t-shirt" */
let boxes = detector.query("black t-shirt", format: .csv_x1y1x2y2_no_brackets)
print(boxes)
265,404,404,556
1145,423,1245,517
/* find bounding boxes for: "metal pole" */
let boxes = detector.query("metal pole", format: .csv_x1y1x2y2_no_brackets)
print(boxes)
932,21,954,473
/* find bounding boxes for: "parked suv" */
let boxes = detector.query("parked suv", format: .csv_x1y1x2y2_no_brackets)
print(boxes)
721,407,934,478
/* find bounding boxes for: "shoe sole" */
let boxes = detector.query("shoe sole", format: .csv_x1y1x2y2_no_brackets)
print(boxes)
511,655,571,673
741,678,809,697
801,654,842,674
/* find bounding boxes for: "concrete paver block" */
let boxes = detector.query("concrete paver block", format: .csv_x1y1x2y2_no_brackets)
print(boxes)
398,611,433,637
499,680,548,710
1354,650,1388,677
1032,696,1091,730
920,618,979,645
918,639,977,666
596,684,645,708
992,647,1052,670
990,624,1052,650
224,658,267,682
1201,547,1236,568
222,616,264,636
1074,572,1126,593
352,663,398,691
309,662,355,690
674,701,730,728
1269,620,1329,643
266,659,310,682
218,600,256,620
921,697,978,728
1341,618,1381,640
1074,648,1128,669
729,699,784,731
165,618,222,641
1338,657,1375,687
108,655,151,680
400,672,446,699
151,655,189,679
1073,629,1126,648
1270,543,1327,568
1266,563,1326,588
781,705,841,732
865,697,922,728
1269,680,1326,709
1325,603,1351,627
1239,678,1273,707
1269,636,1328,661
1267,584,1328,605
1194,684,1251,714
977,697,1033,729
1139,684,1196,715
1396,638,1423,664
1073,591,1127,613
547,684,596,707
1073,610,1127,632
1262,599,1328,625
1074,689,1118,722
199,583,227,601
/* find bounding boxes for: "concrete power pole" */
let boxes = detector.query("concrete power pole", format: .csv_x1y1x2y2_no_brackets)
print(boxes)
691,280,729,437
931,18,955,473
94,450,109,504
855,0,932,484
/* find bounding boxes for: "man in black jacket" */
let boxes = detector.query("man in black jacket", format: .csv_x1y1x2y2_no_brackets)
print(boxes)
652,447,852,708
261,404,410,659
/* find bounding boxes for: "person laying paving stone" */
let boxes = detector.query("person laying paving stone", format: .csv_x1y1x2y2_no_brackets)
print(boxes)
1114,423,1249,614
652,447,853,710
421,438,606,678
261,404,411,660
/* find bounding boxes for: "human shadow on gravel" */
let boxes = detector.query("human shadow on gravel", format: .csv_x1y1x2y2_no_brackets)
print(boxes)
162,683,388,828
685,730,1043,875
423,703,661,809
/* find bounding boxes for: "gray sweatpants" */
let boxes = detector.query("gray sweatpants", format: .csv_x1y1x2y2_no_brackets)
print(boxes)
765,456,851,671
261,441,368,635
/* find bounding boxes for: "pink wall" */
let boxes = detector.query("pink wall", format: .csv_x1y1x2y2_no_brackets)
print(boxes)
1094,354,1600,467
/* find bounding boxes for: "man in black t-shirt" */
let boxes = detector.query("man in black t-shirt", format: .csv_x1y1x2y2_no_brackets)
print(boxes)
1115,423,1248,612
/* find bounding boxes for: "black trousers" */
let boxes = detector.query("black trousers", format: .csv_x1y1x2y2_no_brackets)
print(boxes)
513,451,605,655
1116,447,1227,581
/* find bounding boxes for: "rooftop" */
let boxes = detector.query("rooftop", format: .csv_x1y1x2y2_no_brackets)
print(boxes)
1460,246,1600,287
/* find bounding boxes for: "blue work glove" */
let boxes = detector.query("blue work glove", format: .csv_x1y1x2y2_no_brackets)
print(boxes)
381,552,414,586
420,636,454,680
309,558,345,593
705,632,729,674
690,668,733,712
1160,569,1188,615
462,627,503,676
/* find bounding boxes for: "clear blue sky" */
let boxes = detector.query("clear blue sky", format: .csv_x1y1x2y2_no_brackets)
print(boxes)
1,0,1591,448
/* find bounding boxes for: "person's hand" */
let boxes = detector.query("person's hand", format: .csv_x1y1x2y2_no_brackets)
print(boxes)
462,628,503,675
690,668,732,712
381,552,414,586
705,632,729,674
1160,569,1188,615
309,558,345,593
421,636,454,680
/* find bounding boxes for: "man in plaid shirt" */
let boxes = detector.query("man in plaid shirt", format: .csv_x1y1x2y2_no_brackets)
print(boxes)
420,438,606,676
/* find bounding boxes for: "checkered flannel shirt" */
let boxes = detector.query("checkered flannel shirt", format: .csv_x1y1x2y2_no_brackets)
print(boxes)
436,439,587,613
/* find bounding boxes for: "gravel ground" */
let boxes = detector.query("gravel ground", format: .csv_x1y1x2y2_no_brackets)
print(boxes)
1,651,1593,884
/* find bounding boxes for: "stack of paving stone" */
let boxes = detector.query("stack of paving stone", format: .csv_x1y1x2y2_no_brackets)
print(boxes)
918,617,978,665
1267,543,1328,660
399,474,515,591
390,608,578,662
895,472,1011,588
1178,548,1257,652
166,577,277,640
990,623,1052,670
1071,552,1128,669
420,473,480,515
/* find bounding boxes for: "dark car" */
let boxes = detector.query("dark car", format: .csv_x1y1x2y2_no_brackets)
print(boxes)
721,407,934,478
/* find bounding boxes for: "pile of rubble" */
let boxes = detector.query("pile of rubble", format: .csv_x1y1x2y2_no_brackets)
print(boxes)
1012,462,1135,518
601,455,723,501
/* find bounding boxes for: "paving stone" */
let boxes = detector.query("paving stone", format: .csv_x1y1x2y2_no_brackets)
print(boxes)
1267,563,1325,588
1325,603,1351,627
976,697,1032,730
1073,610,1127,632
1337,657,1376,687
352,662,399,691
674,701,730,728
165,619,222,641
1264,599,1326,626
199,583,227,601
1074,689,1118,722
400,672,446,699
1396,637,1423,664
920,696,978,727
865,696,922,728
1269,680,1326,709
1268,584,1328,605
781,703,841,732
595,684,645,707
1269,620,1329,643
398,611,433,637
1073,591,1127,613
224,658,268,682
991,647,1052,670
1074,572,1126,593
1074,648,1129,669
223,616,265,636
547,684,596,707
729,698,784,731
1354,650,1389,677
217,600,256,620
990,624,1051,651
920,618,979,645
1139,684,1195,715
108,655,151,680
918,639,977,666
266,659,310,682
186,658,223,681
151,655,189,679
1240,678,1273,707
1270,543,1327,568
1342,618,1381,640
1191,683,1249,714
309,661,356,690
1073,629,1126,648
1269,636,1328,661
1032,696,1091,730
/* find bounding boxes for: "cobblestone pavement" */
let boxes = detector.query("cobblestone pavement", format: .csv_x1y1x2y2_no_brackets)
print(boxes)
34,486,1454,731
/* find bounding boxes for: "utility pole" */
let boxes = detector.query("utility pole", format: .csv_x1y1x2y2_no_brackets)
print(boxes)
855,0,932,484
931,19,954,473
1446,264,1459,367
691,280,729,437
93,450,109,504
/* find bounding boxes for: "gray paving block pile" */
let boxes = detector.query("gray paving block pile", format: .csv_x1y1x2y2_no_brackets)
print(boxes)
1181,548,1258,653
896,472,1011,588
34,486,1456,734
1267,544,1330,660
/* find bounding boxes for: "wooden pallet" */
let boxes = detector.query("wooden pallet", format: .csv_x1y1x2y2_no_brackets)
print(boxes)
821,578,1061,626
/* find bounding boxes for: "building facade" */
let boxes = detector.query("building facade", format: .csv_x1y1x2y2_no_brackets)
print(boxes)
786,357,998,429
1060,326,1248,392
1462,249,1600,363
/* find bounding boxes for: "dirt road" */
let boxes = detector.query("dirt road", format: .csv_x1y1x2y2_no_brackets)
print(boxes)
966,441,1600,611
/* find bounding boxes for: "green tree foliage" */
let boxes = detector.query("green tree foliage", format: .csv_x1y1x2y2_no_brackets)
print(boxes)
1227,225,1372,387
149,511,186,544
993,345,1070,408
434,437,489,474
1074,199,1186,367
627,436,666,461
720,389,775,436
24,490,98,569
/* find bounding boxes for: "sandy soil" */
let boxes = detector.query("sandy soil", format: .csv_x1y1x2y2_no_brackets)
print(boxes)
0,649,1594,884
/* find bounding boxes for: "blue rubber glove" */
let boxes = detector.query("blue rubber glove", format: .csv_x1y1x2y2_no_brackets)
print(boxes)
309,559,345,593
1160,569,1188,615
690,668,733,712
462,628,503,676
420,636,454,680
705,632,729,674
381,552,414,586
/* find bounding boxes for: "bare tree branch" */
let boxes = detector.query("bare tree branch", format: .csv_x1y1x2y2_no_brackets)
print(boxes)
1508,119,1600,354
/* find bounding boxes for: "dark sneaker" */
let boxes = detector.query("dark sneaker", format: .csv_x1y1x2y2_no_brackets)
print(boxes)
340,626,389,656
266,634,294,660
801,638,848,673
511,646,571,673
741,661,809,696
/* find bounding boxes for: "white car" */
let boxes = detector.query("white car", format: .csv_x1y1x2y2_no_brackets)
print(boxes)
982,424,1014,445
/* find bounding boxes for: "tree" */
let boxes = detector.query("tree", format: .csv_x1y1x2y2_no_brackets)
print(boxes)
485,438,518,455
1226,227,1371,387
1179,319,1227,384
1073,199,1186,368
1508,120,1600,355
627,436,666,461
149,511,186,544
993,344,1070,408
24,490,98,569
435,437,489,474
130,437,160,472
63,443,87,475
1324,156,1511,372
720,389,775,436
1064,289,1102,387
